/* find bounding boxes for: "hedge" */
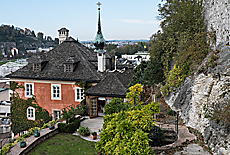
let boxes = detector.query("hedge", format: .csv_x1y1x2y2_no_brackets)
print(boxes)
58,118,80,133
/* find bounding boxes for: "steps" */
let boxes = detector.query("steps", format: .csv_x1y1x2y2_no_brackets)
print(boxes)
161,128,177,145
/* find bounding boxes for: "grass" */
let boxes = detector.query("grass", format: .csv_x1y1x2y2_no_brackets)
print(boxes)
27,133,98,155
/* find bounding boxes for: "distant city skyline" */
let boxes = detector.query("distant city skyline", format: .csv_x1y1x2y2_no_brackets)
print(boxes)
0,0,163,41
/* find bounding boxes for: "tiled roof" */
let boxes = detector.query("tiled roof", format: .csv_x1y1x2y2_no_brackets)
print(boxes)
85,69,133,97
58,28,69,32
7,39,101,82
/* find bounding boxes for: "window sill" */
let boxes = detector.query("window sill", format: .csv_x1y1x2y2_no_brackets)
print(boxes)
51,98,62,100
27,118,35,121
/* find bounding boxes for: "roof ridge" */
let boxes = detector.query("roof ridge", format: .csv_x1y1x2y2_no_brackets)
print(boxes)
72,43,101,80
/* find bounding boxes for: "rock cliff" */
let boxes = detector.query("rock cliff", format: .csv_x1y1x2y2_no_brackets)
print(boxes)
165,45,230,154
164,1,230,154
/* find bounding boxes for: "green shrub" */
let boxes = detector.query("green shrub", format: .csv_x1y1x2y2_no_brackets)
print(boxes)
91,132,97,136
148,126,165,147
167,110,176,116
104,98,129,115
78,126,90,136
58,118,80,133
96,102,160,155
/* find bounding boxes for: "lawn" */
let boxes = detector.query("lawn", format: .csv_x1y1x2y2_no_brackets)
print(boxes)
28,133,98,155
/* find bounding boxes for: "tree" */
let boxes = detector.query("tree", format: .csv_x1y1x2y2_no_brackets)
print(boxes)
149,0,210,95
129,58,165,87
150,0,205,71
37,32,44,40
96,84,161,154
47,36,52,41
54,38,59,44
0,50,3,60
96,101,160,155
31,30,36,37
128,61,148,87
126,84,143,105
104,98,130,115
142,57,165,86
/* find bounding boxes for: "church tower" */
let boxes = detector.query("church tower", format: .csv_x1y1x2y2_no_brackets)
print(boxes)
58,28,69,44
94,2,106,72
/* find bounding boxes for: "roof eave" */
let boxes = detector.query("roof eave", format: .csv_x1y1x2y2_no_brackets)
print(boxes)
8,76,100,83
85,92,126,98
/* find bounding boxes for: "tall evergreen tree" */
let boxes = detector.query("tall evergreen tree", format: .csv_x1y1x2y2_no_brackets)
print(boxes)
149,0,210,95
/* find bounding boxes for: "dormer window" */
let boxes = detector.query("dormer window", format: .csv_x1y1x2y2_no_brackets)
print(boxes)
64,64,73,72
65,64,72,72
33,64,40,71
33,61,48,72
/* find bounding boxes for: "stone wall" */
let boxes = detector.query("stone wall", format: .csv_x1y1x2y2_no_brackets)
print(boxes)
203,0,230,46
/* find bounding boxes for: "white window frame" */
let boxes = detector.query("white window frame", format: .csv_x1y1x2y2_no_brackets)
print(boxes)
52,109,62,121
75,87,84,101
25,83,34,97
51,84,61,100
27,107,35,120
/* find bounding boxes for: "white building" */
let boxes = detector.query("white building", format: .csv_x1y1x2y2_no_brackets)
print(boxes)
58,28,69,44
0,59,28,77
26,48,37,53
11,47,19,57
38,47,54,53
121,51,150,65
0,78,11,117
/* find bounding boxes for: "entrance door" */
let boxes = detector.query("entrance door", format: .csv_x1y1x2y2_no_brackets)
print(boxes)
90,98,97,118
53,110,61,121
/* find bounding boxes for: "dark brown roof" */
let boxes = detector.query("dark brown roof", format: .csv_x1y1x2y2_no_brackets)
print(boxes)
7,39,101,82
85,69,133,97
58,28,69,32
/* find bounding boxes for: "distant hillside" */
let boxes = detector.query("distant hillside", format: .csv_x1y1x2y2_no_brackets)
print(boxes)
0,24,58,53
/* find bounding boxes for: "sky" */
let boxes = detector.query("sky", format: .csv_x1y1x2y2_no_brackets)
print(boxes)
0,0,162,41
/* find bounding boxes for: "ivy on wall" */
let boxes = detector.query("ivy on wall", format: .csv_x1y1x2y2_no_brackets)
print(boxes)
10,82,51,134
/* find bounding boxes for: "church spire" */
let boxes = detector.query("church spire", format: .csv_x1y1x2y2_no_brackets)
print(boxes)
94,2,106,51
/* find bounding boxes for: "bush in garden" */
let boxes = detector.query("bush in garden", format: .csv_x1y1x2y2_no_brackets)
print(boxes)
104,98,130,115
78,126,90,136
96,101,161,155
58,118,80,133
62,105,85,124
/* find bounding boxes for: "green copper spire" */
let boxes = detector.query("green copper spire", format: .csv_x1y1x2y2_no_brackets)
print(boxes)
94,2,106,51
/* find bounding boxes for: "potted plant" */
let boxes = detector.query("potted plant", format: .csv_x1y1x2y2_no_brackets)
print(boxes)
78,126,90,136
18,137,26,148
34,128,40,137
49,121,55,130
90,132,97,140
9,138,16,143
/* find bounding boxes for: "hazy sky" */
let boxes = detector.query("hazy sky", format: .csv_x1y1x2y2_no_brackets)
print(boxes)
0,0,162,41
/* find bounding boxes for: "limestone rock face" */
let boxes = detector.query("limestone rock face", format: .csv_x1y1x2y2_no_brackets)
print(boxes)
203,0,230,46
164,45,230,154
